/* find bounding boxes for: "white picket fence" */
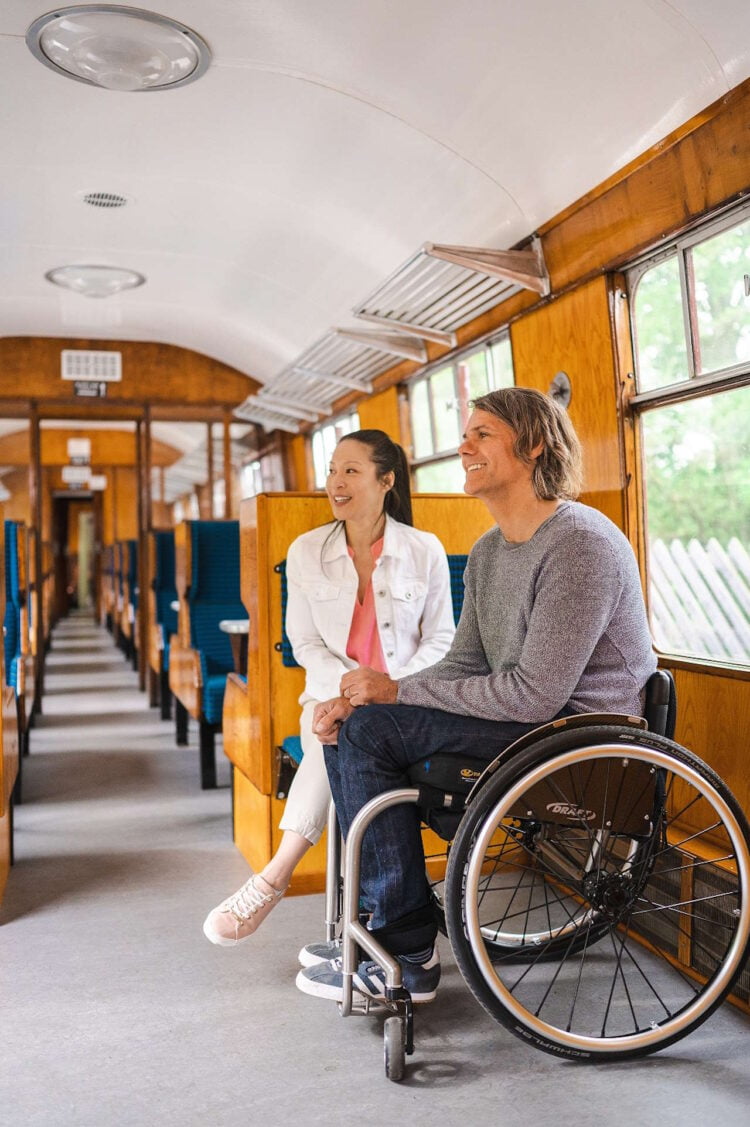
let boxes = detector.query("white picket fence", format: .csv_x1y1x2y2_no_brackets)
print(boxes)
649,537,750,663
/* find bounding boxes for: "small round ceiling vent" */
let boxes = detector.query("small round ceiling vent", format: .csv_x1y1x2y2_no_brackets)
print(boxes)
82,191,129,208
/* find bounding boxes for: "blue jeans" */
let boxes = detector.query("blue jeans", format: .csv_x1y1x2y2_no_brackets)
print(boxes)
323,704,549,956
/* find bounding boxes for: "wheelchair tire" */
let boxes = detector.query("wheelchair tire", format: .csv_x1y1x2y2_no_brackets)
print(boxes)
445,725,750,1061
384,1015,406,1081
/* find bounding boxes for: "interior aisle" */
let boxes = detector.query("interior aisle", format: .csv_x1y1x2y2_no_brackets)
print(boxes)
2,612,750,1127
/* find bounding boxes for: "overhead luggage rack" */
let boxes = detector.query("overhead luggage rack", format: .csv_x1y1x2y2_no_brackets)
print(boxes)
352,240,549,346
235,329,399,430
237,239,549,431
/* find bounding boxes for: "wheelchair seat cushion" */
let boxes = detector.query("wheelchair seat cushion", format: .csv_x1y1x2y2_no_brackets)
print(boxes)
408,753,494,841
408,753,490,796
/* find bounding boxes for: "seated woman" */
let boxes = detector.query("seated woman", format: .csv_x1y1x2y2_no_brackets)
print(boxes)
203,429,456,946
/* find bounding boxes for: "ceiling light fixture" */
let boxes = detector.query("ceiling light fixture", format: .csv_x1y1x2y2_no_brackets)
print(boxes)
46,264,146,297
26,6,211,92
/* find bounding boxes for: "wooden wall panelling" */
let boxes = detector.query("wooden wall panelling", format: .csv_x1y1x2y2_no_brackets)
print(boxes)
0,339,259,407
357,385,401,439
2,470,31,524
40,428,137,467
540,80,750,292
510,275,626,529
664,665,750,845
283,434,312,492
112,468,138,541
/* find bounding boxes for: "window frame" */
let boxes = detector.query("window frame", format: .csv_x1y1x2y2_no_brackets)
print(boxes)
626,201,750,672
407,329,514,482
310,408,361,489
629,201,750,409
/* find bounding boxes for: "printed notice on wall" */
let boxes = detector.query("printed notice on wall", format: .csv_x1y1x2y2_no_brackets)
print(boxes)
73,380,108,398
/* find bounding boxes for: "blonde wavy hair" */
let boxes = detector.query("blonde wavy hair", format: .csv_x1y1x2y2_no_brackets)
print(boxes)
471,387,583,500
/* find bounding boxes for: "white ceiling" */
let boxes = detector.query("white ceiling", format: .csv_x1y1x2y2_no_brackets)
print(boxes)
2,1,750,418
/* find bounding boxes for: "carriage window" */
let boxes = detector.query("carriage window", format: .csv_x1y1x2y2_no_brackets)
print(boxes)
632,255,689,393
632,213,750,393
311,410,360,488
630,206,750,668
691,221,750,375
240,459,263,499
640,386,750,665
408,332,514,492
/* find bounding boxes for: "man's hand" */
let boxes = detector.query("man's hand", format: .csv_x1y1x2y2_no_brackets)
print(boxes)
340,667,398,707
312,696,354,745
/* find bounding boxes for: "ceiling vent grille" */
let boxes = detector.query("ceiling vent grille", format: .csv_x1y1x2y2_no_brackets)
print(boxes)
352,245,522,335
83,191,129,208
61,349,122,381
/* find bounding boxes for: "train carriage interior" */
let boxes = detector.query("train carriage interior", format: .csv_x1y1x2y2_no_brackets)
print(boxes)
1,1,750,1122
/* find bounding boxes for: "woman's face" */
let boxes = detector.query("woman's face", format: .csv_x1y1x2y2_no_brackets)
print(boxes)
326,438,393,526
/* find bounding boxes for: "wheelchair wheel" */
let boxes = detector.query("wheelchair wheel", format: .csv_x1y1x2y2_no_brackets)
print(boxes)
445,725,750,1061
383,1015,406,1081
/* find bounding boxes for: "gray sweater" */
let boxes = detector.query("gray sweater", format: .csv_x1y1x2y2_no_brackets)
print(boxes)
397,501,657,722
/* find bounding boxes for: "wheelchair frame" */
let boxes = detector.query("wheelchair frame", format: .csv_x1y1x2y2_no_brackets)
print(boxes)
320,673,750,1081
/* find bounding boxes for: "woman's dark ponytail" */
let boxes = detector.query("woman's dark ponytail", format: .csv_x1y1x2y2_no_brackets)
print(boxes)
346,429,413,526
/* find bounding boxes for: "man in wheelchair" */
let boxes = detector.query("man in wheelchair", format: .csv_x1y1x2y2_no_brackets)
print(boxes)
296,387,657,1006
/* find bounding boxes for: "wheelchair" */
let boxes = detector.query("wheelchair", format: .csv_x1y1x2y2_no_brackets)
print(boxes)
321,671,750,1080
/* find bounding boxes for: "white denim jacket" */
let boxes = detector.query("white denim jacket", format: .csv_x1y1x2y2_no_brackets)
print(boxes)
285,515,456,705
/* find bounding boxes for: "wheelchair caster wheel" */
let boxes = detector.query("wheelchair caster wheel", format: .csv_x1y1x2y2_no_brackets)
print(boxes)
384,1016,406,1081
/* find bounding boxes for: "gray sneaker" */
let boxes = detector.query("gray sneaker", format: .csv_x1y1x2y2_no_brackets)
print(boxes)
298,939,342,967
296,947,440,1004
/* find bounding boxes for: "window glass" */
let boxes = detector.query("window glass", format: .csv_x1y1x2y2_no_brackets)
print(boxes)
458,350,489,400
489,337,514,388
240,459,263,499
311,411,360,487
409,377,433,459
414,456,466,492
311,431,325,487
431,365,461,452
690,221,750,375
408,332,513,486
213,478,226,519
633,256,689,392
641,384,750,664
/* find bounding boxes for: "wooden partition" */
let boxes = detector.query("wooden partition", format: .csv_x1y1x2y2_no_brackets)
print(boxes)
224,492,494,892
167,521,201,721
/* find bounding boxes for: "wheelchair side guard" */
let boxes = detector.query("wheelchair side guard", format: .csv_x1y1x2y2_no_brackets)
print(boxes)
465,712,648,805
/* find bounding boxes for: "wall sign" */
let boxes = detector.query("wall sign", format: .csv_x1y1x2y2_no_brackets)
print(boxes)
73,380,108,398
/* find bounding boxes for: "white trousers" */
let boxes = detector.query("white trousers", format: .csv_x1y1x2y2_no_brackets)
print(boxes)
278,699,331,845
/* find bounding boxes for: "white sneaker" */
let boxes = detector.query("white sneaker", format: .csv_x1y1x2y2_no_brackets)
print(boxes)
203,876,285,946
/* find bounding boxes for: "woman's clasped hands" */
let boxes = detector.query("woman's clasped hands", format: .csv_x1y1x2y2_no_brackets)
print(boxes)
312,666,399,744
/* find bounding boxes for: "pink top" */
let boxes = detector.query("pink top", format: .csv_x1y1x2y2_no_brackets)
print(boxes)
346,537,388,672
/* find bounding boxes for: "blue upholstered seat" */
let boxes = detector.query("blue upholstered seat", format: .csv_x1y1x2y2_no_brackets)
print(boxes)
152,530,177,671
186,521,245,770
4,521,22,693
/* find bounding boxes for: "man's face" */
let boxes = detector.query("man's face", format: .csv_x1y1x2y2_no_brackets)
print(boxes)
458,409,532,501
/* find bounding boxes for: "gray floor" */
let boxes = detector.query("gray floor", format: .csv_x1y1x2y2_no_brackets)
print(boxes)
2,613,750,1127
